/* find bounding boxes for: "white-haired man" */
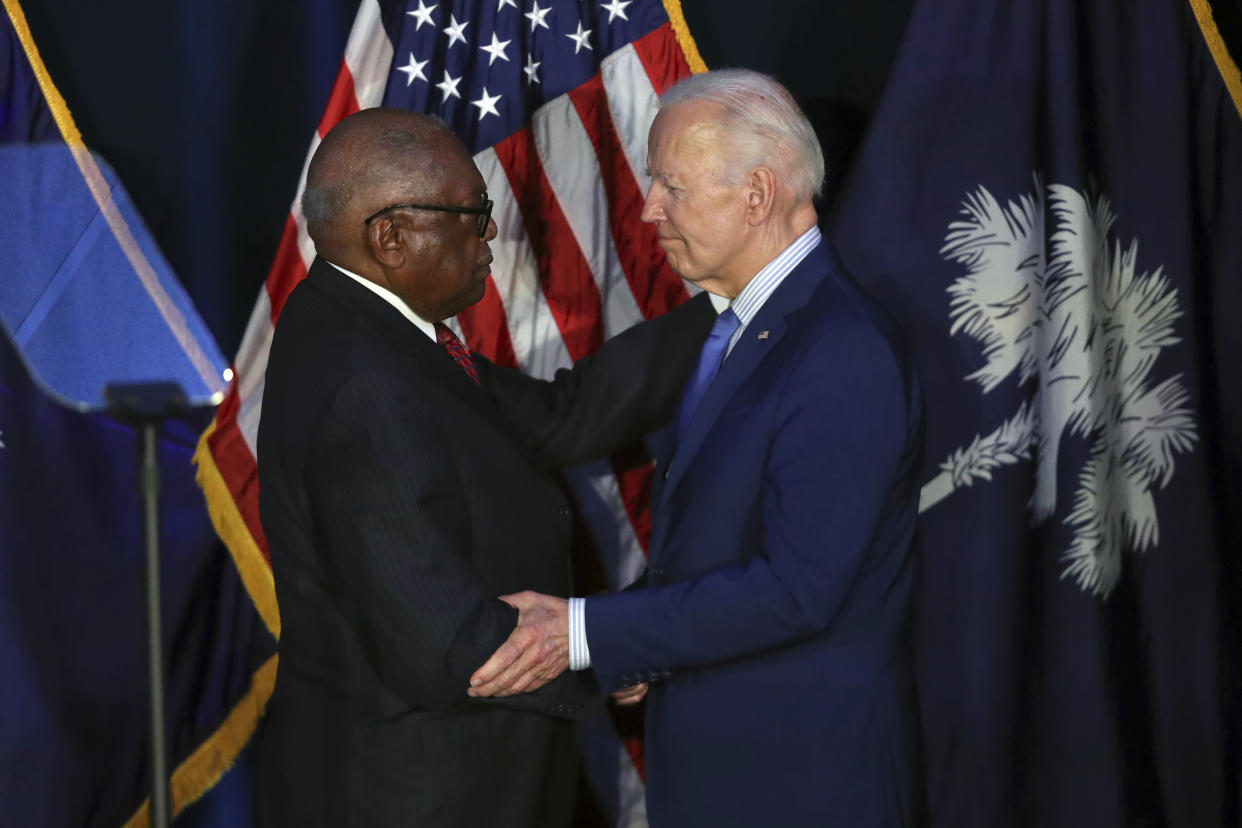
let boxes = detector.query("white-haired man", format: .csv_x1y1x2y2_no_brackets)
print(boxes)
471,69,925,826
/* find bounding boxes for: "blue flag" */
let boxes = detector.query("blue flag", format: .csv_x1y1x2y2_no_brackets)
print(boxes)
0,2,276,823
0,23,227,411
829,0,1241,824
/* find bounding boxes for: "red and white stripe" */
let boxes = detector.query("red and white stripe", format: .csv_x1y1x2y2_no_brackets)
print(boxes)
203,1,692,822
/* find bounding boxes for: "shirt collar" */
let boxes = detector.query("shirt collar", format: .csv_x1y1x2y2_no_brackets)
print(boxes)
326,260,437,342
728,225,822,329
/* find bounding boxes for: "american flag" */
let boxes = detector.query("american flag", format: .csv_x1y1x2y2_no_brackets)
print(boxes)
193,0,704,822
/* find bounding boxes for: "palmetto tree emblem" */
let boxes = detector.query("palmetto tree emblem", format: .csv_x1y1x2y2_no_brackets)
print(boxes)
919,178,1197,597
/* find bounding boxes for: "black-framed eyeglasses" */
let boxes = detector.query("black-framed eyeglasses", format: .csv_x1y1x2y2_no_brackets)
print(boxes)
363,196,494,237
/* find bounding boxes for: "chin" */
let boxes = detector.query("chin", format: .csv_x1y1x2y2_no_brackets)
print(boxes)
466,282,488,307
675,268,705,285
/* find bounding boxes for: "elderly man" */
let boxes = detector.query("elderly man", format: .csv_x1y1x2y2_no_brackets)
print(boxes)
470,69,926,826
253,108,712,826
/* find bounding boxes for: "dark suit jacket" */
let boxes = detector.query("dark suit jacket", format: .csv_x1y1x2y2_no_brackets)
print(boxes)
584,242,926,827
253,258,712,827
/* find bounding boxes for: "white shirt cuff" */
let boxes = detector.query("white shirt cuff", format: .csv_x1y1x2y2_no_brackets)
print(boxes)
567,597,591,670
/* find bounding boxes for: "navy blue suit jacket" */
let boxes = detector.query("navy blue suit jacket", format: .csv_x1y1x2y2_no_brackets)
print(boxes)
585,242,925,827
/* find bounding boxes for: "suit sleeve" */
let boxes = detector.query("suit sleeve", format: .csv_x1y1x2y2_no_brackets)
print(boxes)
477,292,715,467
305,371,588,717
583,321,918,680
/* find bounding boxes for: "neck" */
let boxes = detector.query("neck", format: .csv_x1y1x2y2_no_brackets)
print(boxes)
718,203,817,298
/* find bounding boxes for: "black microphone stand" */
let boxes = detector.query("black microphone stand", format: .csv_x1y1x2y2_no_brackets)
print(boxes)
105,380,196,828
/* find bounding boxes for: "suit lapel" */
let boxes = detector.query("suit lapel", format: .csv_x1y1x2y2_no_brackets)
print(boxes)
655,244,835,521
306,260,514,438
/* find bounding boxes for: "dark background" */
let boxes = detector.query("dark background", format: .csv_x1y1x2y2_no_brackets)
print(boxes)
19,0,920,359
18,0,1240,357
13,0,1241,823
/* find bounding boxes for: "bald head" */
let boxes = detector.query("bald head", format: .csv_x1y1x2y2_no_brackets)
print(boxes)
301,108,467,262
300,108,496,321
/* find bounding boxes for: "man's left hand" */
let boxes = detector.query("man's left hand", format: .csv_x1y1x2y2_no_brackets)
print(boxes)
612,682,648,706
468,591,568,697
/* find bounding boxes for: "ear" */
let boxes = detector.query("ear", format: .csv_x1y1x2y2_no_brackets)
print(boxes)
366,215,407,269
744,166,777,226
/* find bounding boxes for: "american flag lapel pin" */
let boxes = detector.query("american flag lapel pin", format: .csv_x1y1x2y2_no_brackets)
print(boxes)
757,330,770,340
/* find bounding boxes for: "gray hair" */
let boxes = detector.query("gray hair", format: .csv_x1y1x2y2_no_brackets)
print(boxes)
301,164,343,243
660,68,825,201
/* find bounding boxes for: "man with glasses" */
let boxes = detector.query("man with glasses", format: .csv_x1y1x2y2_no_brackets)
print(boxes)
252,108,712,826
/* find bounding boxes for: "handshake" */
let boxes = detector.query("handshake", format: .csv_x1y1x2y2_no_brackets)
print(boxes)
467,591,646,705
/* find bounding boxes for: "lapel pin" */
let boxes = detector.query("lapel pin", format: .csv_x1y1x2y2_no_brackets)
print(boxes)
757,330,770,340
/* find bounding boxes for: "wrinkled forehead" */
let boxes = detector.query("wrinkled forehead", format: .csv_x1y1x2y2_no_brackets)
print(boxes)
398,133,487,201
648,102,729,176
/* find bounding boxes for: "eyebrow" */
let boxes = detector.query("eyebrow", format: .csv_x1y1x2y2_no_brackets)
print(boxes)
646,168,675,187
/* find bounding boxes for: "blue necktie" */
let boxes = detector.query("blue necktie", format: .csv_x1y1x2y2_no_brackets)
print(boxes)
677,307,740,439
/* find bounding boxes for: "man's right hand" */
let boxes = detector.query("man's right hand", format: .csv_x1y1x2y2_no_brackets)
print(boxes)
468,591,569,698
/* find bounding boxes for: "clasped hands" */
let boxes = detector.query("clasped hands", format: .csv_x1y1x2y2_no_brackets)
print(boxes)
467,590,647,705
468,590,568,698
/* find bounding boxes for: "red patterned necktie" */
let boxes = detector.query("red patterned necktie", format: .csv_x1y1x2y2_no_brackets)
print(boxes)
434,322,480,384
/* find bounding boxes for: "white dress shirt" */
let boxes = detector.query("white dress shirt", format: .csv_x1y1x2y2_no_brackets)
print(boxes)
328,260,438,341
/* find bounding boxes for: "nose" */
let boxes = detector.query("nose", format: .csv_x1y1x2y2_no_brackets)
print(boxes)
483,216,498,242
640,186,664,224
